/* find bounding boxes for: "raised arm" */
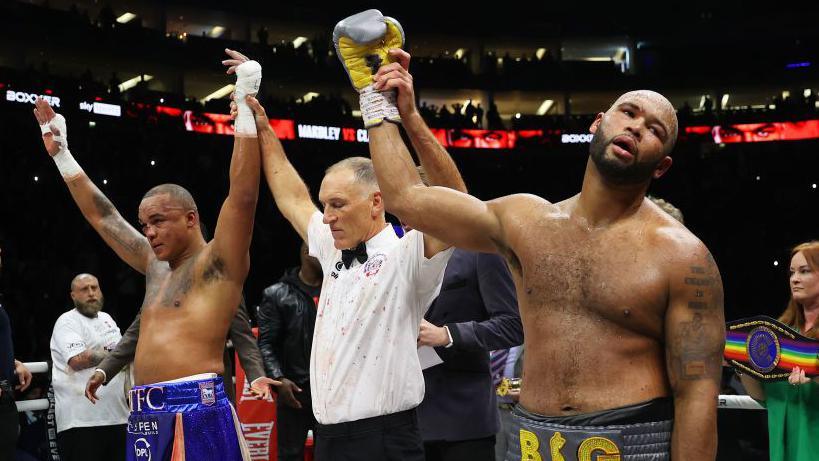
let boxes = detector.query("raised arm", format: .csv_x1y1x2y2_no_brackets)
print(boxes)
236,97,317,242
368,122,506,254
33,98,152,274
331,11,506,253
211,50,263,280
665,243,725,461
376,49,467,194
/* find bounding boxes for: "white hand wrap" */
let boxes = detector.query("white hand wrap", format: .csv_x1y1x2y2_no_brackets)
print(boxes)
233,60,262,137
42,114,83,181
360,85,400,128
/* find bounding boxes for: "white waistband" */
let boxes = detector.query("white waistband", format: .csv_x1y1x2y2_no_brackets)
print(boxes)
155,372,218,384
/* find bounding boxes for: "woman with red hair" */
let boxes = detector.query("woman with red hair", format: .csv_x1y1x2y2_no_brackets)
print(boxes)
739,241,819,461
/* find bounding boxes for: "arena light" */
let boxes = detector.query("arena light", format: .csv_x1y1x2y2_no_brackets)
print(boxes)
536,99,554,115
118,75,153,93
116,12,136,24
460,100,471,115
292,36,308,49
453,48,466,59
535,48,547,60
805,89,813,98
211,26,225,38
301,92,319,103
200,84,235,103
721,94,729,110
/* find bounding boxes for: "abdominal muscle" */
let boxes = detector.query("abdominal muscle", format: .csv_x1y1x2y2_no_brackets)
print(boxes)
133,300,233,385
518,325,670,416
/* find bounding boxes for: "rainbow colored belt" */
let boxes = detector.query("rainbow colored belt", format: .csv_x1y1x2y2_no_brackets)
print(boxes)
724,315,819,381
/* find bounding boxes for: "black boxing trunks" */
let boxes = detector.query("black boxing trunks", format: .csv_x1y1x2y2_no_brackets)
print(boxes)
505,397,673,461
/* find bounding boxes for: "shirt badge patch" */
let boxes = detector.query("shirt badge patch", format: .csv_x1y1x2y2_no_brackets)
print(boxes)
364,254,386,277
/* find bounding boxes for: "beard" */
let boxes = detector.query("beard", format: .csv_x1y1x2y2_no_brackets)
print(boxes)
589,127,663,186
74,295,104,318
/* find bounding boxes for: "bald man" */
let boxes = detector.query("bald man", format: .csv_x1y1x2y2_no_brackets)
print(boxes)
50,273,129,461
367,47,726,461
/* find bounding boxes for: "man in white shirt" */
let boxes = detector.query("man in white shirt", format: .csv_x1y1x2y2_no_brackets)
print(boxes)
233,93,454,459
50,273,128,461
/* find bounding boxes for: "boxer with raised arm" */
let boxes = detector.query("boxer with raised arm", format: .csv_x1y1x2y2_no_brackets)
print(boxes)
33,49,276,461
333,10,725,461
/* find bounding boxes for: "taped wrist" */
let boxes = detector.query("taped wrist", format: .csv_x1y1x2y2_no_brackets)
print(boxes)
360,85,401,128
51,149,83,181
233,60,262,137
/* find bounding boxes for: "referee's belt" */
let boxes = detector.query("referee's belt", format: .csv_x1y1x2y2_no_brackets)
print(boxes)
724,315,819,381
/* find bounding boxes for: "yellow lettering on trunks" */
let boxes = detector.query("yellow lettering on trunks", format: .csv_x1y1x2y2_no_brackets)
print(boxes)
519,429,542,461
577,436,621,461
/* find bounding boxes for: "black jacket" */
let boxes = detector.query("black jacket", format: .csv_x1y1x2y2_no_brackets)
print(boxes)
257,268,320,386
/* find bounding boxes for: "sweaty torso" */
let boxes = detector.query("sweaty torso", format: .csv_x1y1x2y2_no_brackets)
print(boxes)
134,247,238,385
503,195,677,416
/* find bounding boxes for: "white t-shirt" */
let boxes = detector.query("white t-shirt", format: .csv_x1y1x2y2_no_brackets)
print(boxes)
308,212,453,424
50,309,129,432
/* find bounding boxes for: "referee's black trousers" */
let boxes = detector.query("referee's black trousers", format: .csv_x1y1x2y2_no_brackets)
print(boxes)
315,408,424,461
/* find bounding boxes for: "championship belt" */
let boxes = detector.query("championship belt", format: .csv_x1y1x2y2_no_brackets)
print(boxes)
496,377,521,397
724,315,819,381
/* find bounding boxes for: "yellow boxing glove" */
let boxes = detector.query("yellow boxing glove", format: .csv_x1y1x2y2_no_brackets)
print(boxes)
333,9,405,127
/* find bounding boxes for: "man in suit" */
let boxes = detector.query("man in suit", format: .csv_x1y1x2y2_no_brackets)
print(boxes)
494,345,523,461
417,248,523,461
85,298,266,403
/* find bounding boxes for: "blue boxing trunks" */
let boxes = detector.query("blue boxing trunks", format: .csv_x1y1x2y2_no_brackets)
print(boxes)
126,373,250,461
505,397,673,461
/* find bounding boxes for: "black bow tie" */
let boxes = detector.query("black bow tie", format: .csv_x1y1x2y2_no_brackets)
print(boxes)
341,242,368,269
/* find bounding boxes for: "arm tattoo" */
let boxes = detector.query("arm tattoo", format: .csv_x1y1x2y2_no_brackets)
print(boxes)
92,192,145,256
674,312,722,381
92,192,116,219
672,251,724,382
101,220,145,255
70,348,108,370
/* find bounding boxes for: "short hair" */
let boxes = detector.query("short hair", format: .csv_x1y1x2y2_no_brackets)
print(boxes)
142,184,198,212
325,157,378,191
610,90,679,154
71,273,98,291
647,195,684,224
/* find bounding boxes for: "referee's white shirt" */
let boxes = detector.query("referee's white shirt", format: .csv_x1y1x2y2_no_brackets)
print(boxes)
308,211,453,424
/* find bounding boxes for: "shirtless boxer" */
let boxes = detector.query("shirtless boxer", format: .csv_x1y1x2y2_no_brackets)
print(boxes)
33,49,276,461
333,10,725,461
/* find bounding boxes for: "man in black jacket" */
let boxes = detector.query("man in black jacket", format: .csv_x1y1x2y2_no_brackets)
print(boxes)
257,243,322,461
